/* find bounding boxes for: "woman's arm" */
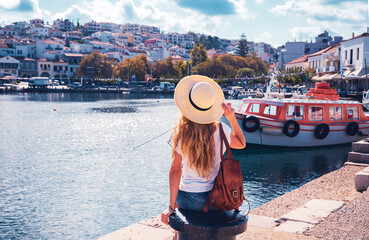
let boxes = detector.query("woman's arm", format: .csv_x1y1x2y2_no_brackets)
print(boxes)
161,150,182,225
221,103,246,149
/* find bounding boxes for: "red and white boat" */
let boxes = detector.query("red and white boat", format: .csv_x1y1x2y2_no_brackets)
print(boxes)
222,83,369,147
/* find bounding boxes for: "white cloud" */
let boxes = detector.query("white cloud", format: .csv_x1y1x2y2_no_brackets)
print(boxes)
0,0,20,9
254,32,272,43
228,0,255,19
50,0,234,37
255,0,264,4
269,0,367,42
270,0,366,23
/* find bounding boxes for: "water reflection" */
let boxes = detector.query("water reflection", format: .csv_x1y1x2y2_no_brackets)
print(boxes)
233,144,351,209
7,92,173,102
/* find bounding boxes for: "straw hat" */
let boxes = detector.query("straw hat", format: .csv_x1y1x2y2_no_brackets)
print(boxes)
174,75,225,124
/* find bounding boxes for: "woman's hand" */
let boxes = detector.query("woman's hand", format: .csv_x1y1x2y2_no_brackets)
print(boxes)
161,206,176,225
221,103,235,119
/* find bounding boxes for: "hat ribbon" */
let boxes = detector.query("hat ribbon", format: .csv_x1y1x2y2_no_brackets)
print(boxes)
188,88,213,111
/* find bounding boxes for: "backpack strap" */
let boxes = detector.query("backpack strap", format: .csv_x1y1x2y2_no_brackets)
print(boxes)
219,123,234,160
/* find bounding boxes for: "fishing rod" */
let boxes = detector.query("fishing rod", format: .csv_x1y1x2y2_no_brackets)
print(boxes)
132,128,173,150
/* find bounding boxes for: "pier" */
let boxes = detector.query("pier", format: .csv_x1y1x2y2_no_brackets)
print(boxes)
98,141,369,240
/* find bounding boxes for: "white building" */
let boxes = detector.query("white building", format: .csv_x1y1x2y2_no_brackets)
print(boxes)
0,28,18,36
70,42,94,54
38,58,69,81
278,31,342,69
36,39,64,58
146,46,170,61
104,52,129,62
165,33,194,49
84,21,101,35
89,41,115,52
53,19,75,32
91,31,114,43
339,32,369,91
29,27,49,37
29,19,44,27
0,56,20,77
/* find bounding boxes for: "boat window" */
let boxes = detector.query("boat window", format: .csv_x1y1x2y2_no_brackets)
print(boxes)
249,104,260,113
309,106,324,121
329,106,342,121
239,103,248,113
263,105,277,115
286,105,304,120
347,107,359,120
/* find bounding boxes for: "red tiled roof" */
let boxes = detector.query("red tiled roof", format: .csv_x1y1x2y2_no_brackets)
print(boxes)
43,39,63,45
0,42,9,48
285,54,311,64
341,32,369,42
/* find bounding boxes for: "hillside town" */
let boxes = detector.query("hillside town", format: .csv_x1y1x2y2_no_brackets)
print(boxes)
0,18,369,95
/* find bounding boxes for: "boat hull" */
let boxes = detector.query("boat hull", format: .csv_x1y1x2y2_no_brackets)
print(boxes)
220,114,369,147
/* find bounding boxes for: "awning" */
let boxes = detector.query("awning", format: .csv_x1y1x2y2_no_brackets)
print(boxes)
329,73,342,80
312,75,323,81
345,68,365,79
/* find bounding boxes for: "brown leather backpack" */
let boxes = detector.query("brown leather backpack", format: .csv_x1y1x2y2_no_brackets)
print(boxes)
204,123,245,212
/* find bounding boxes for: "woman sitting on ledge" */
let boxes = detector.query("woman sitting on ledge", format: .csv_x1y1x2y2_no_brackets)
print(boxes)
161,75,246,238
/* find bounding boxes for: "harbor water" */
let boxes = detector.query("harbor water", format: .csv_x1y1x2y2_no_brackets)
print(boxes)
0,93,351,239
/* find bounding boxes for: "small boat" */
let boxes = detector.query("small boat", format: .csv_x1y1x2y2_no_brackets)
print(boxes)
221,82,369,147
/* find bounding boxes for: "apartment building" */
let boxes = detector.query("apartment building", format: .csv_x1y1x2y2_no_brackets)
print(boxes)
53,19,75,32
0,56,20,77
278,31,342,69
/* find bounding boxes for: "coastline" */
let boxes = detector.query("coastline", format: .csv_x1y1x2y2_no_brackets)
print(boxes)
97,162,368,240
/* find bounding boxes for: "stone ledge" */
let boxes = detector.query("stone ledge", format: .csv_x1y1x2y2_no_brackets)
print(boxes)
352,139,369,153
348,151,369,163
355,169,369,191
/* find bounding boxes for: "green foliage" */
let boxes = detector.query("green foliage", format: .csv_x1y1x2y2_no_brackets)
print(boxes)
235,33,249,58
195,54,269,79
114,54,150,81
236,68,255,78
77,51,113,79
278,67,314,85
65,38,70,47
151,56,181,79
190,44,208,66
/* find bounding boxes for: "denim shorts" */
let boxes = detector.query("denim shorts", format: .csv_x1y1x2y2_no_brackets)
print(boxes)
176,189,216,211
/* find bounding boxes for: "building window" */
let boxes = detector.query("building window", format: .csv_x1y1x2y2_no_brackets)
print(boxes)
309,106,324,121
249,104,260,113
345,50,347,60
347,107,359,120
287,105,304,120
357,48,359,60
350,49,353,64
329,107,342,121
263,105,278,115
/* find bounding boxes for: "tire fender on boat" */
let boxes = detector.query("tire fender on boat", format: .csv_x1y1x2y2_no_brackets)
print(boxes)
283,120,300,137
314,123,330,139
346,122,359,136
242,116,260,133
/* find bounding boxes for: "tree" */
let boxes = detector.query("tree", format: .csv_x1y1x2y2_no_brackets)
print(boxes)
190,44,208,66
77,51,113,79
114,55,150,81
65,38,70,48
235,33,249,58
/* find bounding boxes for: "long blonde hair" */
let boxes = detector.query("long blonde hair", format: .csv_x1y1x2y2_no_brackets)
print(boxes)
172,115,217,178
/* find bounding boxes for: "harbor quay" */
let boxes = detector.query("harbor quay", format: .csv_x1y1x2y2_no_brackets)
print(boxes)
98,141,369,240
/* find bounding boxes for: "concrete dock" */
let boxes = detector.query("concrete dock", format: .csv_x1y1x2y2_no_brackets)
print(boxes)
98,142,369,240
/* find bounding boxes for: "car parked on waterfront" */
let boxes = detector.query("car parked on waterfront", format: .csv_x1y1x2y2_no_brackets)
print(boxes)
72,82,83,89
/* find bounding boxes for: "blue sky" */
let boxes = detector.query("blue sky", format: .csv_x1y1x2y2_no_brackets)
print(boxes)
0,0,368,47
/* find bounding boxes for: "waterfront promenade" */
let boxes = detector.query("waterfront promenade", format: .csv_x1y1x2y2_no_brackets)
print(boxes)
98,162,369,240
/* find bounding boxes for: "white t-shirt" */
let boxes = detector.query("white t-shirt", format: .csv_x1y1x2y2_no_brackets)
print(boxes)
174,122,232,193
